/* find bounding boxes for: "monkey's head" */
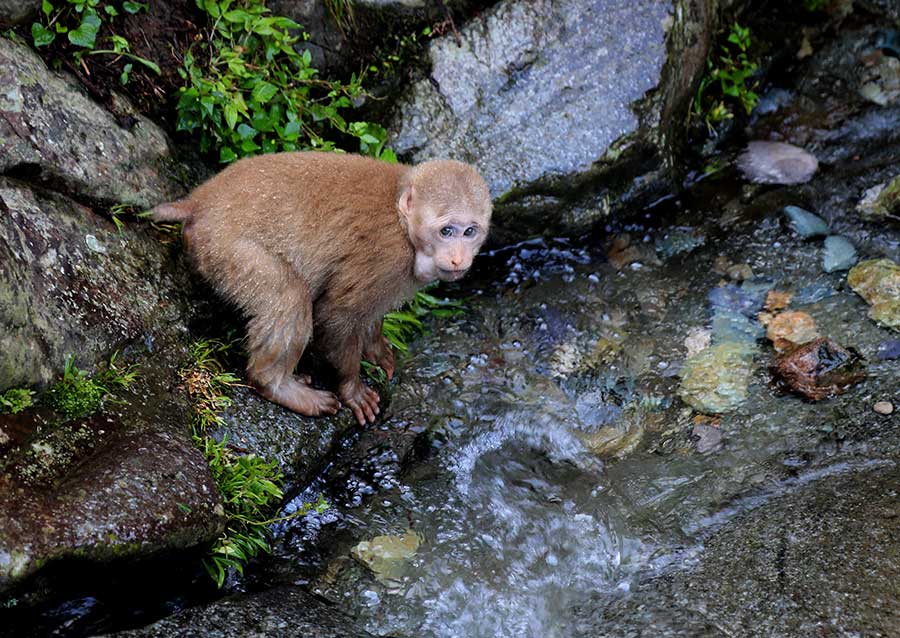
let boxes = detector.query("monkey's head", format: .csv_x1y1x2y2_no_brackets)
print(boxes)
399,160,492,283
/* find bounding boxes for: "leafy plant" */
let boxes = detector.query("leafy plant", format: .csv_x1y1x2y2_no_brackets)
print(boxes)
31,0,160,80
181,336,328,587
0,388,34,415
44,352,138,419
177,0,385,163
382,287,466,353
693,22,759,130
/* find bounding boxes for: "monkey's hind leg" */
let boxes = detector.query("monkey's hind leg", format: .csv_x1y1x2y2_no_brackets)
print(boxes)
362,320,395,380
240,258,340,417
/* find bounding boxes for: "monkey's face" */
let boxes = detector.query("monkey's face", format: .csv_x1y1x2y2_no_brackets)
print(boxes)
412,213,488,283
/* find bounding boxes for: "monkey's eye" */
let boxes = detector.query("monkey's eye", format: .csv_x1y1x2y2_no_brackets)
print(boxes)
440,226,453,238
463,226,476,237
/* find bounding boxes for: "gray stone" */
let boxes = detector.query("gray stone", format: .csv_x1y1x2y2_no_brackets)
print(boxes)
570,464,900,637
0,36,189,209
389,0,720,240
0,1,39,25
738,141,819,185
0,178,193,390
822,235,858,273
783,205,829,238
103,585,385,638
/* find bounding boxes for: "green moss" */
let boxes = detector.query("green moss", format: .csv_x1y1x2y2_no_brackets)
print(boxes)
43,353,138,419
0,387,34,414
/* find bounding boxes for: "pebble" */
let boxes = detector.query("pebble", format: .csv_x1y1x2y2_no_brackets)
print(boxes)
783,206,830,238
738,141,818,185
822,235,858,273
874,401,894,415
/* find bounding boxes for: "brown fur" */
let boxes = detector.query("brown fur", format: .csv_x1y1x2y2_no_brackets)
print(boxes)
155,152,491,425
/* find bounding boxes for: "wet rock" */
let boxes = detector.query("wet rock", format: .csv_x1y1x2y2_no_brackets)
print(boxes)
857,174,900,221
0,179,194,389
765,311,820,353
873,401,894,415
847,258,900,331
858,52,900,106
0,1,39,24
726,263,754,282
683,327,712,357
822,235,858,273
772,337,866,401
782,205,830,238
691,422,722,454
389,0,732,240
103,585,382,638
0,37,190,208
764,290,793,312
737,141,819,185
351,530,420,582
655,228,706,260
875,339,900,360
572,465,900,638
679,343,755,414
606,234,660,271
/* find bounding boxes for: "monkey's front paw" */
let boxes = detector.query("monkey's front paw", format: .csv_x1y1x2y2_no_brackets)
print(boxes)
339,380,381,426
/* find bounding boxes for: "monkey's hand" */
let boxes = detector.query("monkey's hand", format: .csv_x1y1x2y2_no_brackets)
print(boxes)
339,378,381,426
363,335,395,380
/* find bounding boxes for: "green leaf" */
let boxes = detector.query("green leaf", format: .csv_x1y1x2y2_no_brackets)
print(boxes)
41,0,54,18
251,81,278,104
104,5,119,16
224,103,238,130
236,123,257,139
31,23,55,47
68,12,101,48
219,147,238,163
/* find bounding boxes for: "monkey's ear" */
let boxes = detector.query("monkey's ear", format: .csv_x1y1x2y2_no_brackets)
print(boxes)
398,186,414,220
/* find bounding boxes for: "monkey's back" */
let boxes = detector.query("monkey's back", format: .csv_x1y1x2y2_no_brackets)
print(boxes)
184,152,418,317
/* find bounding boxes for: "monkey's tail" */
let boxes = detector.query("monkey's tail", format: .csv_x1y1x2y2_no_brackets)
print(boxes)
151,199,196,222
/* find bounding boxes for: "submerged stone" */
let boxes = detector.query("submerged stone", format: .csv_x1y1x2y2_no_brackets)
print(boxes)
351,530,420,582
822,235,858,273
738,141,818,185
848,258,900,331
856,174,900,221
679,343,755,414
772,337,866,401
766,311,820,352
783,206,830,239
875,339,900,360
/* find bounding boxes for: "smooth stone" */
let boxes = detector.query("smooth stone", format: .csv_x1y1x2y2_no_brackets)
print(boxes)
822,235,858,273
784,206,830,238
874,401,894,415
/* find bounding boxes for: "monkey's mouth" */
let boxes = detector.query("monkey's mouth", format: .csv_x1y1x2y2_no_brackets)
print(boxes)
438,268,468,281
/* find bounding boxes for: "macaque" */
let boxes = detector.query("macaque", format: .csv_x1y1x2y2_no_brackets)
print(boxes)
153,152,491,425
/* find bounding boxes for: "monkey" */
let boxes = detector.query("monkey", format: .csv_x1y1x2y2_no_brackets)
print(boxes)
153,152,491,426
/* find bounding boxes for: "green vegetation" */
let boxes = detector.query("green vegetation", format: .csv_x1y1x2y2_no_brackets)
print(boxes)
31,0,160,82
181,337,328,587
0,388,34,414
803,0,828,10
382,287,466,353
44,353,138,419
693,22,759,130
177,0,392,163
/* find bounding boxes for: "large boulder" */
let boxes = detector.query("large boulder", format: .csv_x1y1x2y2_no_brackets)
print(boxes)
0,36,189,209
0,1,39,26
0,357,226,593
388,0,720,242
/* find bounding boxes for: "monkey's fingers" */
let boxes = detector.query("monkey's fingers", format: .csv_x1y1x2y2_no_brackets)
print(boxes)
341,382,381,425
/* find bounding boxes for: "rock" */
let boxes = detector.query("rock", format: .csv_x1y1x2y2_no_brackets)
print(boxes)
351,530,421,582
766,311,820,352
783,205,830,238
858,53,900,106
655,228,706,260
389,0,729,240
691,422,722,454
679,343,755,414
764,290,793,312
102,585,383,638
873,401,894,415
726,264,754,282
570,465,900,638
875,339,900,360
738,141,819,185
0,36,190,209
772,337,866,401
683,327,712,357
822,235,858,273
0,0,39,24
857,174,900,221
0,178,194,389
848,258,900,331
0,358,226,592
606,234,660,270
